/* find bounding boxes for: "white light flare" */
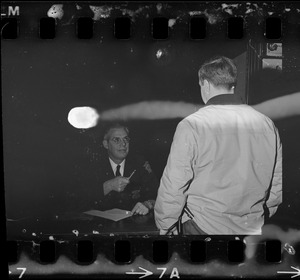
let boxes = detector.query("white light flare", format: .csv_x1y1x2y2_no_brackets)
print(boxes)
100,101,200,121
67,92,300,128
47,4,64,20
100,92,300,122
67,107,100,129
156,49,163,59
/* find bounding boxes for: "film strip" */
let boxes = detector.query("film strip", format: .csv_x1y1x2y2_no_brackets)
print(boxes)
2,1,300,279
1,8,288,40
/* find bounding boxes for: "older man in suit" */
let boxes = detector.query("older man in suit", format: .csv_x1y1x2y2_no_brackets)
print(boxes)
85,123,159,215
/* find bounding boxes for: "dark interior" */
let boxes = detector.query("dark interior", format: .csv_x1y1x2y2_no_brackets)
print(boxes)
3,2,300,233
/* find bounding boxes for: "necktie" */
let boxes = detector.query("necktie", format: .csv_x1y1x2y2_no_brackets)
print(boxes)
115,165,121,177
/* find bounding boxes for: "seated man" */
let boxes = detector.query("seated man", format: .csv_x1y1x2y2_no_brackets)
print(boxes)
84,123,159,215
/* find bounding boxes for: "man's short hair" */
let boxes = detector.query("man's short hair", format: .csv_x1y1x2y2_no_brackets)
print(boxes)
103,123,130,141
198,56,237,90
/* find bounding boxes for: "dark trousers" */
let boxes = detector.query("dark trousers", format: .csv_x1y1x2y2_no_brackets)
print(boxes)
182,219,208,235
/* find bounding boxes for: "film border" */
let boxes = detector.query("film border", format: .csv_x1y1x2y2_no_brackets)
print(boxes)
2,0,299,278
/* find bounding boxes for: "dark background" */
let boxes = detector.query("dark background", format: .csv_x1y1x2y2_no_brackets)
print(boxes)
2,2,300,230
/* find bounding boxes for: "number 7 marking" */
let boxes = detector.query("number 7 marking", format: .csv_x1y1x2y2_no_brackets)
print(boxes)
157,267,167,278
16,268,26,278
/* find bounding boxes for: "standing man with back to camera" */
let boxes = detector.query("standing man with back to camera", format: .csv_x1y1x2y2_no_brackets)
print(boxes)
154,56,282,235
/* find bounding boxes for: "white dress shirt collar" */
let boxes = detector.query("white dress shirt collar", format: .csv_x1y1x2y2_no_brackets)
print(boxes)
109,158,126,176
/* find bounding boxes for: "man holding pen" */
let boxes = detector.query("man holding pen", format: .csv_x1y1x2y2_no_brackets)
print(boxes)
91,123,159,215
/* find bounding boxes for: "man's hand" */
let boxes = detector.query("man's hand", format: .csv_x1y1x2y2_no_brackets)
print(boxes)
131,202,149,215
110,176,130,192
103,177,130,195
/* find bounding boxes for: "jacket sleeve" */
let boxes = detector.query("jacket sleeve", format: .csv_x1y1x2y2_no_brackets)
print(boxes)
266,128,283,217
154,120,195,231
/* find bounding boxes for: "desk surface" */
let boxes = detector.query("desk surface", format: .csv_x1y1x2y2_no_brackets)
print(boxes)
7,211,159,240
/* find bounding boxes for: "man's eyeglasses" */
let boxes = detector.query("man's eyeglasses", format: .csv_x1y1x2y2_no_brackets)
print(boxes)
110,137,130,145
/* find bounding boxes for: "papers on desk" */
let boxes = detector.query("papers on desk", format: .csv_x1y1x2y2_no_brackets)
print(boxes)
84,209,133,222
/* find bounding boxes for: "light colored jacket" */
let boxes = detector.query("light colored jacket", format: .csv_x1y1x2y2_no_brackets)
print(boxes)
155,98,282,235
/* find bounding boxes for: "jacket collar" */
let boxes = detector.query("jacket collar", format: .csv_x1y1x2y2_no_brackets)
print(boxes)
206,94,244,106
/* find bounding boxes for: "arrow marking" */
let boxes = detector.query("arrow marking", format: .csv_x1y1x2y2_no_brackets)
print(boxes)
126,267,153,279
277,266,300,278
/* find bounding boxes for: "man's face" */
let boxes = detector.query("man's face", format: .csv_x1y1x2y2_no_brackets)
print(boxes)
103,128,130,163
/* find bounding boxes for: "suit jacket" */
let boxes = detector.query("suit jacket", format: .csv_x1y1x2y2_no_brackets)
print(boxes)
80,153,159,211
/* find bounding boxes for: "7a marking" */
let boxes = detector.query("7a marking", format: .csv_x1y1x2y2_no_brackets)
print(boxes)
125,267,180,279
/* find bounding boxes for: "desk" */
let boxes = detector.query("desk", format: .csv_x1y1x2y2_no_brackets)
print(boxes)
7,211,159,240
